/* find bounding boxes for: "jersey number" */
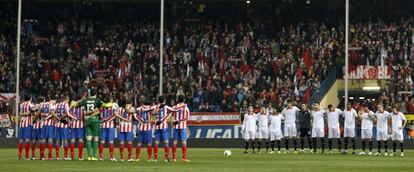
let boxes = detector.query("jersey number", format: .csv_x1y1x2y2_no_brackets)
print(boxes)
87,104,95,111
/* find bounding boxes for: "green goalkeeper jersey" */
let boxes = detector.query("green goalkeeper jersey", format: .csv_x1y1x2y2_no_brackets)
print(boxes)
78,98,103,126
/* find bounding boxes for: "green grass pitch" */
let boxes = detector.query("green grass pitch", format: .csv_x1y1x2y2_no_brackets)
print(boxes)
0,148,412,172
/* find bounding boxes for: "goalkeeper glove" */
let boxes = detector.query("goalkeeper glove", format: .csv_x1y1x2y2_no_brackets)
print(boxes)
71,100,77,107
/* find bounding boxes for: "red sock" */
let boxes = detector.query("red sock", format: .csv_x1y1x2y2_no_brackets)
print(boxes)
109,143,114,159
136,145,141,159
172,145,177,160
55,145,60,158
127,143,132,160
24,143,30,159
182,146,187,159
99,144,104,158
48,144,53,159
147,145,152,160
154,145,159,160
164,146,170,159
40,143,45,159
31,143,36,158
70,143,75,159
64,146,69,158
119,143,124,160
78,143,84,159
18,143,23,159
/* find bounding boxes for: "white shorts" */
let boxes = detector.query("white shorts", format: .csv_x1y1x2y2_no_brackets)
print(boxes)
391,131,403,141
343,128,355,138
376,130,388,141
311,128,324,138
284,124,297,137
256,129,269,139
361,129,372,139
244,131,256,140
269,131,283,141
328,128,340,139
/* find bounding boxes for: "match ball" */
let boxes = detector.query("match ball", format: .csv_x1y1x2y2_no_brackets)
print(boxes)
224,149,232,156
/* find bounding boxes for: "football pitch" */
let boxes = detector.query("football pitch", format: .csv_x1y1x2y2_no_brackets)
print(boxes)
0,148,412,172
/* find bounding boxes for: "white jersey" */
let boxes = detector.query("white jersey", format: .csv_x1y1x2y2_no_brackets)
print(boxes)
344,108,357,129
242,113,257,132
257,113,269,131
360,111,375,130
311,110,325,129
391,112,405,132
375,111,391,131
327,109,343,129
269,114,284,132
281,106,299,125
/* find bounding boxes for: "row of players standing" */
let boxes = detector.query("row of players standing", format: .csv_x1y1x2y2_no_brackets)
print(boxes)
17,89,190,162
241,100,407,156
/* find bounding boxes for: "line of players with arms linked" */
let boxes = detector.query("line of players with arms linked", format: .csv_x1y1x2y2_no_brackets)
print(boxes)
17,88,191,162
241,100,407,157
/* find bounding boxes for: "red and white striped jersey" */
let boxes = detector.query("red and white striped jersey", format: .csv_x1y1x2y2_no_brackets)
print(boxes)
33,120,42,129
41,102,56,126
135,105,153,131
118,107,133,132
154,105,176,130
68,107,84,128
55,102,70,128
172,103,190,129
101,106,117,128
19,101,35,128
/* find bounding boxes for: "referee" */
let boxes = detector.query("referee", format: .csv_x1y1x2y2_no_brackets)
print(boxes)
297,103,312,153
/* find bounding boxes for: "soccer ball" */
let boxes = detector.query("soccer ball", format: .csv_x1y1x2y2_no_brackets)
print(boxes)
224,149,232,156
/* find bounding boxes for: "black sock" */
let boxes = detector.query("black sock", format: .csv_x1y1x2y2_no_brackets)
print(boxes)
285,139,289,151
245,141,249,150
393,142,396,153
328,139,332,151
300,138,305,150
321,138,325,151
308,137,313,150
266,141,269,151
258,141,261,151
384,141,388,153
293,139,297,151
352,138,356,151
313,138,317,152
369,141,373,152
344,138,348,150
362,141,366,151
271,141,275,151
277,140,281,151
338,138,342,152
251,140,255,151
377,141,381,153
400,142,404,153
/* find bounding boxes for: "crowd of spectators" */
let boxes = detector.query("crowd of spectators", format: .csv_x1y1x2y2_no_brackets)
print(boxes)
0,1,413,113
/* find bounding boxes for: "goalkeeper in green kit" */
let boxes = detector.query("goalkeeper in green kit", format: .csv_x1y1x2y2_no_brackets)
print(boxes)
71,89,112,161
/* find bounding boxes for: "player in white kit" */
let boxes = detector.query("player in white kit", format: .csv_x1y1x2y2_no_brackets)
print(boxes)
327,104,343,154
242,106,258,153
268,108,284,154
390,104,406,157
310,102,326,154
281,100,300,153
357,104,375,155
374,104,391,156
342,102,357,154
256,106,269,153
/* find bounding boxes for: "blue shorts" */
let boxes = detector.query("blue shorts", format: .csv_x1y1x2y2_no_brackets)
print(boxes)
19,126,33,139
55,127,69,140
101,128,115,141
173,129,187,141
154,128,170,142
138,130,153,144
41,125,55,139
70,128,85,139
118,131,133,142
31,128,42,140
